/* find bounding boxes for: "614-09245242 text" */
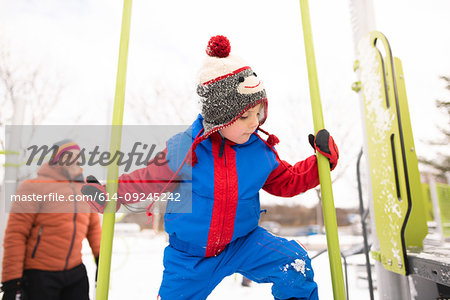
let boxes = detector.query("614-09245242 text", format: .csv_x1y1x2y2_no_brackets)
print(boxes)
9,192,182,203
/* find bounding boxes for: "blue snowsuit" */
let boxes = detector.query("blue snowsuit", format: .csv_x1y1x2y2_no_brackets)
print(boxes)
118,115,320,300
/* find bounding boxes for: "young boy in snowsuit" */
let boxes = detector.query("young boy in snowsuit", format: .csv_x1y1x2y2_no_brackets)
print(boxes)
83,35,339,300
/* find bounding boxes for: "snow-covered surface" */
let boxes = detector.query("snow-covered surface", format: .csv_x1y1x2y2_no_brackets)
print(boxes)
358,34,405,269
82,226,377,299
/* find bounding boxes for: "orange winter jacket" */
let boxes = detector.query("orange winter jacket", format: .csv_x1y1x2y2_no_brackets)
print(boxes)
2,163,101,282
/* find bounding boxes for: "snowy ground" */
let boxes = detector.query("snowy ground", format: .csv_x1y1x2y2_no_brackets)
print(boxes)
82,224,377,299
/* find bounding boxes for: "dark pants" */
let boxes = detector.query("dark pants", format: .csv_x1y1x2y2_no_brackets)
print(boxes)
23,263,90,300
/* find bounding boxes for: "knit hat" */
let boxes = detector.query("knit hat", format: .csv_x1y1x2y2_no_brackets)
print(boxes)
50,139,80,164
196,35,268,138
184,35,279,167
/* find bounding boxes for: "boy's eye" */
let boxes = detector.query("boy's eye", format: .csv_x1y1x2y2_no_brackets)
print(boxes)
238,76,245,83
253,72,257,77
240,115,248,119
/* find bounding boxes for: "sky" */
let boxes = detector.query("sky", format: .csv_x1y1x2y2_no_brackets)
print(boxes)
1,0,449,208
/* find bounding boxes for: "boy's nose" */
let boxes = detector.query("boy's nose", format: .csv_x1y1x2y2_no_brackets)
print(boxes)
249,115,259,128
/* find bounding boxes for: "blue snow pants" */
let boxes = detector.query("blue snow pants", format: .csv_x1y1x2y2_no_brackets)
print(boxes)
158,226,318,300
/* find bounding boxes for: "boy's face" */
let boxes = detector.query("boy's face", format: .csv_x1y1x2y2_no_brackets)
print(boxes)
220,103,262,144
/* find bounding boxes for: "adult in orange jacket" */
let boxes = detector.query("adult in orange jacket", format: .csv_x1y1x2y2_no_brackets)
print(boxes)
1,140,101,300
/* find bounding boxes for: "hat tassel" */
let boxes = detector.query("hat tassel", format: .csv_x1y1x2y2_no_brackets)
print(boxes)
266,134,280,146
258,127,279,146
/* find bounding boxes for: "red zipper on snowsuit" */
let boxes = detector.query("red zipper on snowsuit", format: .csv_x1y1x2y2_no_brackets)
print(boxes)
205,134,239,256
216,136,227,255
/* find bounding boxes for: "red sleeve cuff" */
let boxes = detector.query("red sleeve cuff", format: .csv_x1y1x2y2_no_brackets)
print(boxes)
263,155,319,197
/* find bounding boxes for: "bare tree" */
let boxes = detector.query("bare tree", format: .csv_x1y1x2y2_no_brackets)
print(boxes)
0,41,65,132
419,76,450,182
127,77,198,126
0,39,67,182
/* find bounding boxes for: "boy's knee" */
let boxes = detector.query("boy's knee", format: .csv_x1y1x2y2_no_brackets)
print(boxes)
272,255,317,300
279,254,314,285
282,240,313,279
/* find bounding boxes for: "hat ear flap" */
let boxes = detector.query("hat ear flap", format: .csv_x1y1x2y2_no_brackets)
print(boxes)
197,84,210,97
258,101,268,125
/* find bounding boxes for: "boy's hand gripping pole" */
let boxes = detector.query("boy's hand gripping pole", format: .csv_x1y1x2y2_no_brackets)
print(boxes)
299,1,346,299
96,0,132,299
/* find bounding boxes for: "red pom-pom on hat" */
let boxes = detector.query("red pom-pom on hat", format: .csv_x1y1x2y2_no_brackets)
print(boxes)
267,134,280,146
206,35,231,58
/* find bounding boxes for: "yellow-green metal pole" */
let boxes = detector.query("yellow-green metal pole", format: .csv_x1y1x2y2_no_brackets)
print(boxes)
299,0,346,299
96,0,132,299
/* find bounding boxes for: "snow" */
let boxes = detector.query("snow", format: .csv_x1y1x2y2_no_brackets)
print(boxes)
281,258,307,277
82,225,377,299
358,36,395,140
290,259,307,276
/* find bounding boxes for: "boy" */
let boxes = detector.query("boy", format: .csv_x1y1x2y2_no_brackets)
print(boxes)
83,35,338,300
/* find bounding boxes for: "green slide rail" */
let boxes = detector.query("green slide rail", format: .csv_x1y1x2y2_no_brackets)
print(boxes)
299,0,346,299
96,0,132,299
